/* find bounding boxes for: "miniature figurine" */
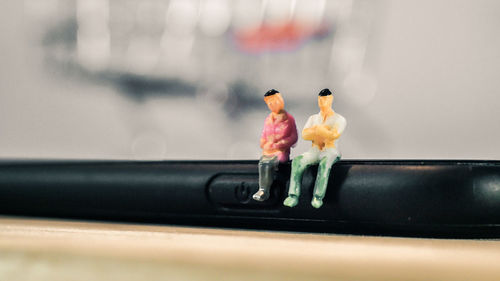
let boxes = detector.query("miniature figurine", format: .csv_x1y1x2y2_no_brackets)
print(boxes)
253,89,298,202
283,88,346,208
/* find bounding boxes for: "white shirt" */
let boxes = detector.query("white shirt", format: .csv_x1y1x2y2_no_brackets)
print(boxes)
303,112,346,146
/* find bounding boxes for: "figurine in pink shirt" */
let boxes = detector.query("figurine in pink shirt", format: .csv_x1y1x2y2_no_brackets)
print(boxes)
253,89,298,202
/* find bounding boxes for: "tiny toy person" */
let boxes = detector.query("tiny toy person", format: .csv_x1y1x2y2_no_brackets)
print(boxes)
283,88,346,208
253,89,298,202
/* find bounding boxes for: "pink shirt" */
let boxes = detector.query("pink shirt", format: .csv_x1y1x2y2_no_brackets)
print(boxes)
261,111,298,162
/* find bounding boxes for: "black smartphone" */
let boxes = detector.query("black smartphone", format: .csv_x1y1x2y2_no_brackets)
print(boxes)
0,160,499,238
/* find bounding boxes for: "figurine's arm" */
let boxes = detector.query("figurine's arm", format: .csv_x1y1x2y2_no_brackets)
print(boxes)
260,117,272,150
316,125,336,140
302,128,316,141
316,115,347,141
260,137,267,149
301,116,316,141
334,115,347,137
273,117,298,149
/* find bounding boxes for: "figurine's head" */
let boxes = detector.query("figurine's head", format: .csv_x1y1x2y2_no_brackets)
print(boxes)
264,89,285,114
318,88,333,112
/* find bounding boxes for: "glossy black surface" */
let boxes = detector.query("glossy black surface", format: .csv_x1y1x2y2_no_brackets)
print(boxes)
0,160,499,238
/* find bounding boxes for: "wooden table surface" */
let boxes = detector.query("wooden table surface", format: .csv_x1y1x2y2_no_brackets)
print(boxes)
0,216,499,281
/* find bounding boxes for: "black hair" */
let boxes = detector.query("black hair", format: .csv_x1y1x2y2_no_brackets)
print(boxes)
264,89,279,97
318,88,332,96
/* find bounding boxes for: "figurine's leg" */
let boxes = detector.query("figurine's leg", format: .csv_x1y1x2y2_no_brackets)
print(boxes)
283,148,320,207
253,155,278,202
311,148,341,209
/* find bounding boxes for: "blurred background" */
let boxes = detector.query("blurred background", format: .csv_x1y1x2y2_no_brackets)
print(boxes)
0,0,499,160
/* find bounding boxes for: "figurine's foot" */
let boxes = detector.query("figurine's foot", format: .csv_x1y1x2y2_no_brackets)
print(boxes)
311,196,323,209
253,190,269,202
283,195,299,208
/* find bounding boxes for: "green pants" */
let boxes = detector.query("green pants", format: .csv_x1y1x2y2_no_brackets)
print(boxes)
286,147,340,207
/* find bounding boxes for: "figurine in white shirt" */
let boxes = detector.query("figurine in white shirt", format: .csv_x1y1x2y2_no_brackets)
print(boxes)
283,89,346,208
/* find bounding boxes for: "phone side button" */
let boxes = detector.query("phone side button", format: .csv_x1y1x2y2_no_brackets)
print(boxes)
208,174,278,208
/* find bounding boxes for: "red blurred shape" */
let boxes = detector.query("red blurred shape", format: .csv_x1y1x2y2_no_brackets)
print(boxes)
233,21,331,54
